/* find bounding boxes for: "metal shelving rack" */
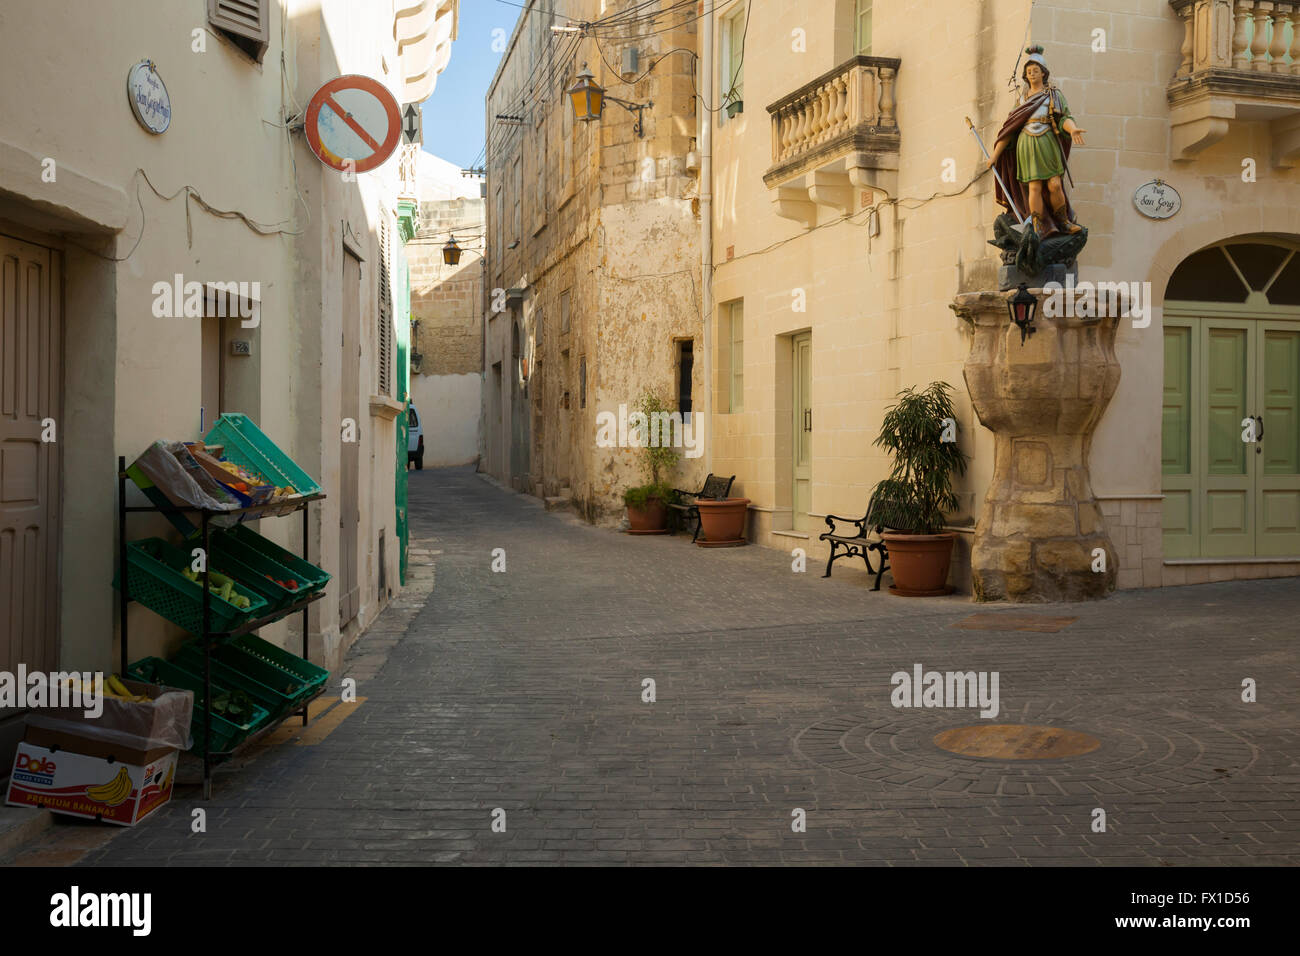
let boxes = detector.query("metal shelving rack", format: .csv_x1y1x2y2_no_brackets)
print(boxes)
116,455,328,798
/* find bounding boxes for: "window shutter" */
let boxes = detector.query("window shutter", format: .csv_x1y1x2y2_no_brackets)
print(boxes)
378,216,393,396
208,0,270,63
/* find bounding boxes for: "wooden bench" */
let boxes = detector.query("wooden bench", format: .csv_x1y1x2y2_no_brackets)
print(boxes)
669,474,735,542
819,509,890,591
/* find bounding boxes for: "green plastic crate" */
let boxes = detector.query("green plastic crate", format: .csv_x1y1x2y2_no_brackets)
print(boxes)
179,638,312,703
223,525,331,594
172,645,298,719
126,657,269,754
186,640,314,703
232,635,329,700
207,547,303,614
210,531,316,609
114,538,269,635
204,413,322,497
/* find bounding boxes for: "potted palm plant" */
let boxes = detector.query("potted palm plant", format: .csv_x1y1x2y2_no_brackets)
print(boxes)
865,382,968,596
623,393,680,534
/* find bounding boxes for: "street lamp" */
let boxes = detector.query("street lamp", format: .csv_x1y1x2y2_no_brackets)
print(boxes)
442,235,462,266
1009,283,1038,345
567,64,604,123
566,63,651,138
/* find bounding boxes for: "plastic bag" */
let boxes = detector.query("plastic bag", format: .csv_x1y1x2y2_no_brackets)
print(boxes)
26,681,195,752
132,440,241,526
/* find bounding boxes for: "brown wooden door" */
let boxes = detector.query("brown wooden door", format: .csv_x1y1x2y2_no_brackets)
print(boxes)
1,233,60,676
339,249,361,626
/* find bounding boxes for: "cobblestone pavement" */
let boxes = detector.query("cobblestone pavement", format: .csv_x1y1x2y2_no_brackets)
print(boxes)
64,465,1300,865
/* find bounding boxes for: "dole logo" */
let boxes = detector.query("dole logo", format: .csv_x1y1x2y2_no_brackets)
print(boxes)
17,753,56,775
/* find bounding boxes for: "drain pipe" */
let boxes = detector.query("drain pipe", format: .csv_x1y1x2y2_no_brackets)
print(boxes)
699,4,714,475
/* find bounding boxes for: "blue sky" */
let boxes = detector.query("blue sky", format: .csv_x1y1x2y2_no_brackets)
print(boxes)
420,1,523,169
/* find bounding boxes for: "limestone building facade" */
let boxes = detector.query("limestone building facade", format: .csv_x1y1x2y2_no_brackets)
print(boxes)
701,0,1300,593
483,0,707,522
0,0,458,770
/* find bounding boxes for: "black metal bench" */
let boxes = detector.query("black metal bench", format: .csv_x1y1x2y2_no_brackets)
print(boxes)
819,510,890,591
669,474,735,542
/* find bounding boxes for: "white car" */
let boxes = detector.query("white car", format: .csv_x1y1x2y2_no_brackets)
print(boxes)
407,403,424,470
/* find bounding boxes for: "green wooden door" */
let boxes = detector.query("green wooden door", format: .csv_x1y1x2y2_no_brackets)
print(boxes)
1202,319,1254,557
792,332,812,532
1161,322,1197,557
1257,323,1300,555
1163,314,1300,557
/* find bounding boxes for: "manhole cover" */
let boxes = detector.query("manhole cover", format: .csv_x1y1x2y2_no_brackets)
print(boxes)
951,613,1077,632
933,724,1101,759
793,701,1260,795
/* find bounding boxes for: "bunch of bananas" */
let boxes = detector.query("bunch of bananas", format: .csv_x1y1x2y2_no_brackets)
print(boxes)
86,766,132,806
64,674,150,703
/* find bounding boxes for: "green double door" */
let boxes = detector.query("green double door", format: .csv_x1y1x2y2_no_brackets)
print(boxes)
1163,313,1300,558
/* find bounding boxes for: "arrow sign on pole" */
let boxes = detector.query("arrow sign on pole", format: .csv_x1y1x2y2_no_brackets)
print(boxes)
402,103,423,145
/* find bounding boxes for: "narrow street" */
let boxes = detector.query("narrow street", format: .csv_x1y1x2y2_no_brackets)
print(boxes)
30,467,1296,865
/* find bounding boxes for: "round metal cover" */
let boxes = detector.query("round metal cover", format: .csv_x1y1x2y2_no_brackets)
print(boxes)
933,724,1101,760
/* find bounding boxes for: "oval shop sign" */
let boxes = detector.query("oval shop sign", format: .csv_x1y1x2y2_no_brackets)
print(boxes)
127,60,171,135
1133,180,1181,220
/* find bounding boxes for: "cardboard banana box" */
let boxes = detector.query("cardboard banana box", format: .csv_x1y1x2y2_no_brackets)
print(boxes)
5,741,177,826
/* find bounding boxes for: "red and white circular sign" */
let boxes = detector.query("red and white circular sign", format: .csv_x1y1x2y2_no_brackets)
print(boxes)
304,75,402,174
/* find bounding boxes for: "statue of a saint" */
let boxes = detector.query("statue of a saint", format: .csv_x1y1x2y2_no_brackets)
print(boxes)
986,46,1087,239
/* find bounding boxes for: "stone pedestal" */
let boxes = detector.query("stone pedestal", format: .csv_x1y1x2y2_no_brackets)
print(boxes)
953,290,1120,602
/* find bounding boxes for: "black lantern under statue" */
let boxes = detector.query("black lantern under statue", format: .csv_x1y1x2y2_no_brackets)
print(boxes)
1009,282,1038,345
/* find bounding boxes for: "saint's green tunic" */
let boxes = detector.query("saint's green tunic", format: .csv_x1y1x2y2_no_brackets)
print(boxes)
1015,91,1071,182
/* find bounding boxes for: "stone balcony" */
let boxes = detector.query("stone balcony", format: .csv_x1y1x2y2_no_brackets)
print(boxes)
1168,0,1300,163
763,55,901,227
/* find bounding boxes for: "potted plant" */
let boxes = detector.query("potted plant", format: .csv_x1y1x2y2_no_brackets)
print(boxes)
865,382,968,596
695,493,750,547
623,393,680,534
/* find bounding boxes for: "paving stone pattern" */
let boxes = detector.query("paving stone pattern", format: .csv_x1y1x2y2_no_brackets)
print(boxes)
74,465,1300,866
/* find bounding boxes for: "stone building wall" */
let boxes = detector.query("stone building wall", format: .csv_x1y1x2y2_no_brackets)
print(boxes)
706,0,1300,594
484,0,704,521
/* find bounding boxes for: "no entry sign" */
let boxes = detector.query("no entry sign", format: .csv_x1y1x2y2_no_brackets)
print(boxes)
304,75,402,174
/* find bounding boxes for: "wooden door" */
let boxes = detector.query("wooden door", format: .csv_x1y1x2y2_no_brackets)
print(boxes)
1163,313,1300,558
0,233,60,677
1201,319,1254,557
1257,322,1300,555
339,250,361,627
792,332,812,531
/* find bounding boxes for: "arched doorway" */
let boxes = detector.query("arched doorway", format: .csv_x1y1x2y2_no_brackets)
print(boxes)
1163,237,1300,559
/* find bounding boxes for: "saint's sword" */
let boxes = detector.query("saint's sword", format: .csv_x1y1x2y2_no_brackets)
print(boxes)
966,116,1028,228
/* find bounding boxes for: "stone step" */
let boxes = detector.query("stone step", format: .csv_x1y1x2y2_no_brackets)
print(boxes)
544,496,572,512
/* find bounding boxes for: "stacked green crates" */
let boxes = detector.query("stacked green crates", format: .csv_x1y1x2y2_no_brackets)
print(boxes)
126,657,270,754
114,539,269,635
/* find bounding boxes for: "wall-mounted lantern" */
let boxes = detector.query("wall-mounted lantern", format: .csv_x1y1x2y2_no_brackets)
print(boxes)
442,235,462,266
1009,283,1038,345
566,62,652,138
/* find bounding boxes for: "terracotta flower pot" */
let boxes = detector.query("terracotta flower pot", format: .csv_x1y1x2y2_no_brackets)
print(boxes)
881,532,955,596
695,497,750,547
627,497,669,534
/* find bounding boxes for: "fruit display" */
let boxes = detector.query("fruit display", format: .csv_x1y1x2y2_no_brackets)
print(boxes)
86,765,133,806
63,673,151,703
180,567,254,609
264,573,300,591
